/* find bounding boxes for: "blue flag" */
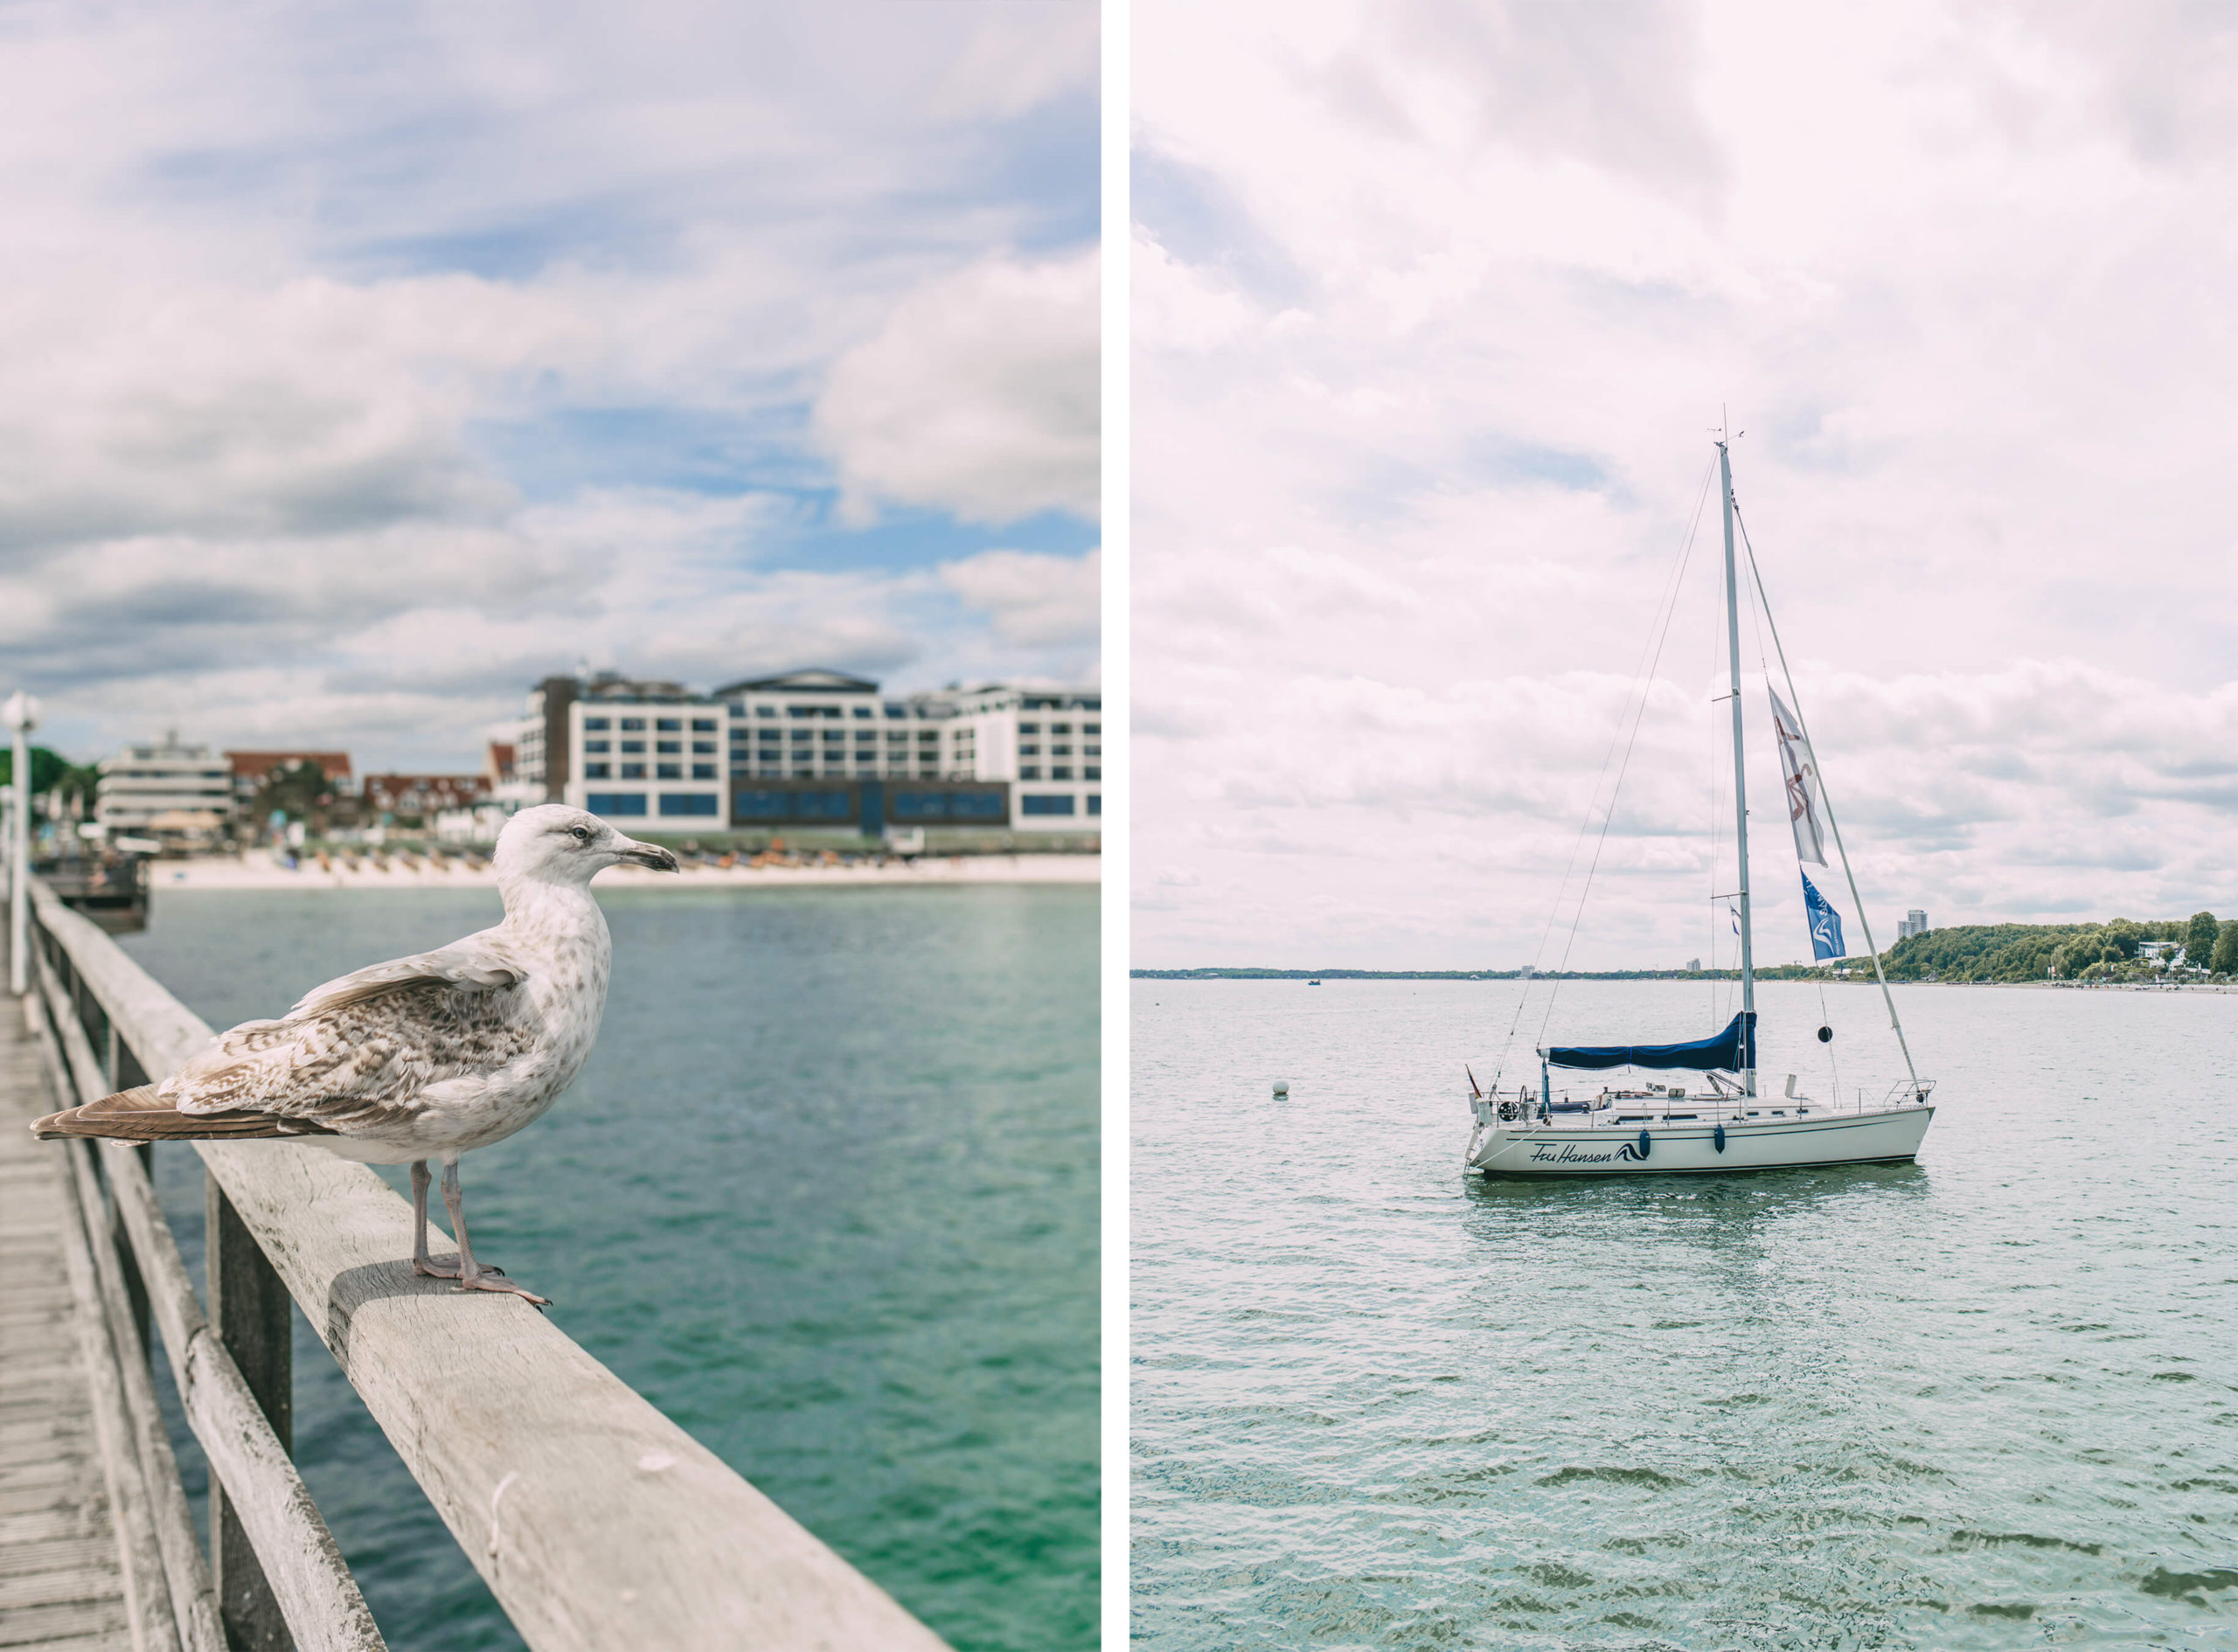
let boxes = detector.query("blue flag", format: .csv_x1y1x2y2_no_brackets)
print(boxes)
1803,871,1845,961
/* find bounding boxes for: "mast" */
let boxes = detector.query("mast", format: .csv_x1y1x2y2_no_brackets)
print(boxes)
1718,440,1755,1095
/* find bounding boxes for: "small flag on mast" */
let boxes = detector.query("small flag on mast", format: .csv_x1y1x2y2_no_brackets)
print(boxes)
1803,871,1845,961
1769,687,1829,867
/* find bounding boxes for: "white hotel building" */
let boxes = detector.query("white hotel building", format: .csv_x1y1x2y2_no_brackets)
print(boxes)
95,735,235,836
518,669,1100,834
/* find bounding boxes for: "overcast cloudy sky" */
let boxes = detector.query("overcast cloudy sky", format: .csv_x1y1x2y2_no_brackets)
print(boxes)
1133,0,2238,969
3,0,1098,772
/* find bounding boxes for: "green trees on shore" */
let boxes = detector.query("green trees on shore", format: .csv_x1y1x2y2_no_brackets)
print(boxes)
1880,914,2236,982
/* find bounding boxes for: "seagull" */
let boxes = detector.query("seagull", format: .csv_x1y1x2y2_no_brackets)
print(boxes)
33,805,678,1306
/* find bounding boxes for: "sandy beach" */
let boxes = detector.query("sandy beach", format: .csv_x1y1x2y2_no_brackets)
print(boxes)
148,848,1100,892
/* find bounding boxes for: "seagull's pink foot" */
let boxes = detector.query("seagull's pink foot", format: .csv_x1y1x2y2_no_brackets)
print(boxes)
457,1272,549,1308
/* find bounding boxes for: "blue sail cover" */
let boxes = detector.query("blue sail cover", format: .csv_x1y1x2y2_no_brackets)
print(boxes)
1543,1012,1756,1072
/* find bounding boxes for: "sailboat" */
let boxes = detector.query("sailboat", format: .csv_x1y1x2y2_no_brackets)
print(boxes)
1463,438,1935,1177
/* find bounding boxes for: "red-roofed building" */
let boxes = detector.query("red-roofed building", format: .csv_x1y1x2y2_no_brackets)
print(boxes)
225,751,353,806
362,774,490,822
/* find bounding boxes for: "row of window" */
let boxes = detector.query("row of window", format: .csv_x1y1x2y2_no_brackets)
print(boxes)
730,733,938,745
584,718,719,733
585,740,717,755
586,793,721,817
1019,766,1101,781
583,763,720,781
1018,744,1099,756
586,788,1095,823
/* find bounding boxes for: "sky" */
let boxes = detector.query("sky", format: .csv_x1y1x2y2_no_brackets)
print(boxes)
0,0,1100,773
1132,0,2238,970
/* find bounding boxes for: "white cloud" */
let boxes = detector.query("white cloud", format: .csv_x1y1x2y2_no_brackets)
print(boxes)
940,548,1101,648
0,1,1098,774
816,251,1101,524
1133,0,2238,967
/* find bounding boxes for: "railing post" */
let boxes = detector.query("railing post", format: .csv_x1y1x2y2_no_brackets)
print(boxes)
207,1175,297,1652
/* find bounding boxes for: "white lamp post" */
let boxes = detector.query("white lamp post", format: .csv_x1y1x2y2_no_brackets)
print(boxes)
3,691,37,996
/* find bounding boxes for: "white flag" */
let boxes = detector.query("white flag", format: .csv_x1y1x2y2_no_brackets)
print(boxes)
1769,687,1828,866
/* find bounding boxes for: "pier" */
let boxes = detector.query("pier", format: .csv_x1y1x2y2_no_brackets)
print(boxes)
1,876,951,1651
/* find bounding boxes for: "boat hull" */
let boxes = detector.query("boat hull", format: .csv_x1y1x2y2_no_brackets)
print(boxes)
1464,1104,1933,1177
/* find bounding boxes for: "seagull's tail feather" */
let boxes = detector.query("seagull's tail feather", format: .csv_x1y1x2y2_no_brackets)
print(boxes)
31,1086,338,1143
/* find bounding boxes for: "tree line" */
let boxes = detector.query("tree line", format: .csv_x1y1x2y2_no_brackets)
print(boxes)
1878,912,2237,982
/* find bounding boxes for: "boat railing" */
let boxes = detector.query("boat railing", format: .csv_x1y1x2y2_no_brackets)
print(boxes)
1491,1075,1933,1127
15,874,950,1652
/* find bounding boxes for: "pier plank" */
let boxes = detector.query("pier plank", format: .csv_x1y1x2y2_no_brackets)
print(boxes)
0,1004,129,1652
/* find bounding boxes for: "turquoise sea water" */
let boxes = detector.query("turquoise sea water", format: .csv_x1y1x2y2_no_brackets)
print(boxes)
1133,978,2238,1649
120,882,1098,1652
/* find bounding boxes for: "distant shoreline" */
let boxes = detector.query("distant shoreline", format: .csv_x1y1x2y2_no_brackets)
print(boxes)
1129,969,2234,992
148,850,1100,892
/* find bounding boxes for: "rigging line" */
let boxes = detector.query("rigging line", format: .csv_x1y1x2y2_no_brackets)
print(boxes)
1536,469,1713,1046
1490,453,1717,1085
1818,977,1841,1106
1732,501,1922,1093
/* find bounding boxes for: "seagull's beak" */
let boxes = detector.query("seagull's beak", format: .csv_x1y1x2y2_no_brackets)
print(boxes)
616,839,680,872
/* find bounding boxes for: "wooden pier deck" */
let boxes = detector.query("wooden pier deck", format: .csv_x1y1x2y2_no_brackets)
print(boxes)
0,1004,128,1652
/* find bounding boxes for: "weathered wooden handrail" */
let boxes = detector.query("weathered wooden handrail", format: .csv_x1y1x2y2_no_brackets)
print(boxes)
27,878,951,1651
34,936,379,1651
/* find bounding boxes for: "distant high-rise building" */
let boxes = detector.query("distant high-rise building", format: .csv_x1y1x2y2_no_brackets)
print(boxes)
1687,958,1701,972
1898,909,1929,941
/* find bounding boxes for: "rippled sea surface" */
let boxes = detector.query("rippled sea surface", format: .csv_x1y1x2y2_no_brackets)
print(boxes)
119,882,1097,1652
1132,978,2238,1649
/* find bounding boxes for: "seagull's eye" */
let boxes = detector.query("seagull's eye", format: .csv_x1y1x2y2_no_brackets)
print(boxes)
570,827,591,843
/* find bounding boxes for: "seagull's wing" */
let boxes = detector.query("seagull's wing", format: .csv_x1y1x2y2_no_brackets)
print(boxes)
157,941,534,1132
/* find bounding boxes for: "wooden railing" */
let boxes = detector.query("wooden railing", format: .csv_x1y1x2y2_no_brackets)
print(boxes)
21,877,951,1652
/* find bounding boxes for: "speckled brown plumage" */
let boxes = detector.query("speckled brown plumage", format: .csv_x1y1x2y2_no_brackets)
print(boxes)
31,806,680,1304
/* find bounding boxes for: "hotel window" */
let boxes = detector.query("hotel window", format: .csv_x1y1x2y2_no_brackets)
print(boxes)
1085,743,1101,756
656,740,681,753
656,718,682,732
887,732,907,745
621,739,645,753
692,764,717,780
1052,723,1072,734
584,718,610,732
621,763,646,779
1020,765,1041,780
692,741,715,754
692,718,716,732
757,705,777,718
1019,743,1040,756
1052,765,1073,780
1085,723,1100,735
853,706,873,719
1088,795,1102,816
585,763,611,779
585,739,610,753
1052,744,1072,755
791,730,813,744
1019,722,1040,733
656,763,681,779
621,718,646,731
1085,766,1101,780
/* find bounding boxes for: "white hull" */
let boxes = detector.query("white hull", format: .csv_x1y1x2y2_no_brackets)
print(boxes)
1464,1103,1933,1177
